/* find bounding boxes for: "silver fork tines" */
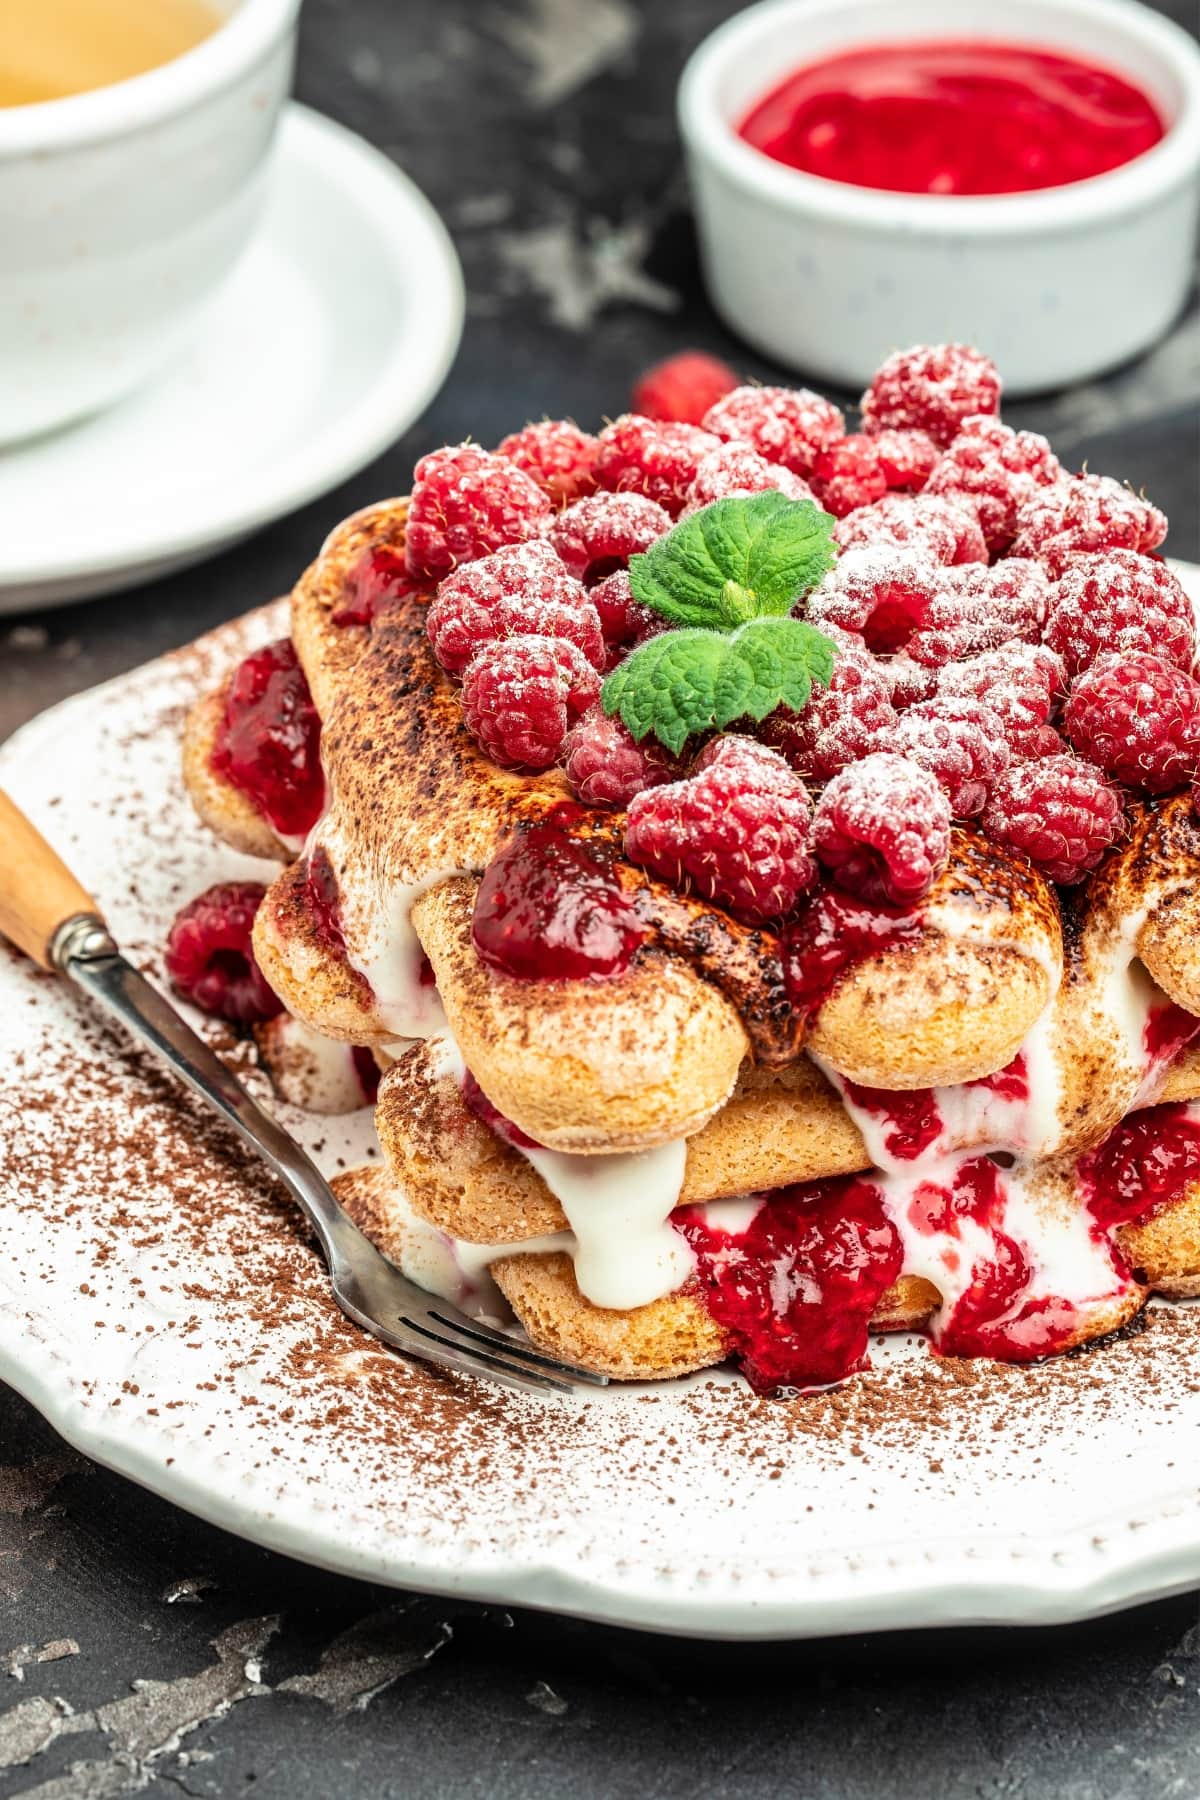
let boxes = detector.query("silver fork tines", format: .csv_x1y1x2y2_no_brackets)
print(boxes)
56,920,609,1400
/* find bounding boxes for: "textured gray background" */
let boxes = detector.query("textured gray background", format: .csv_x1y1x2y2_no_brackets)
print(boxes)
2,1,1200,1794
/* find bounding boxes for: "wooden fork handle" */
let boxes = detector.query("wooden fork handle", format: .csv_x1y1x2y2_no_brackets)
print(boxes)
0,788,103,969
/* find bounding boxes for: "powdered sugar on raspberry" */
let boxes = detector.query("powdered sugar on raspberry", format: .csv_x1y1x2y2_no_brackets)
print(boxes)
926,415,1061,553
861,344,1002,447
982,755,1123,884
1062,652,1200,794
565,706,688,807
833,493,987,566
761,626,897,782
426,539,604,675
460,634,600,770
1011,474,1169,570
811,752,952,905
892,696,1011,817
935,642,1067,758
702,384,846,476
547,491,672,585
807,548,941,653
685,443,817,510
1044,550,1194,678
594,414,721,516
405,442,552,582
495,419,599,504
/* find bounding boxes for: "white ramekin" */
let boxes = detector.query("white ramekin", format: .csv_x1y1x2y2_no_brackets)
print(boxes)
0,0,299,444
679,0,1200,395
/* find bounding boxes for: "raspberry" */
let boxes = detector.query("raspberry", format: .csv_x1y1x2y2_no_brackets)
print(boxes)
808,548,941,654
833,492,987,565
926,415,1061,553
685,443,817,510
981,756,1123,884
594,414,720,516
631,350,739,425
404,443,552,582
1043,550,1194,679
760,628,897,781
702,384,845,476
1062,652,1200,794
893,697,1011,816
588,568,659,652
624,736,816,922
905,558,1051,671
935,642,1067,758
426,540,604,675
811,435,888,517
887,657,940,709
811,752,952,905
860,344,1002,447
547,491,671,585
460,635,600,771
495,419,599,504
564,706,686,807
1011,474,1168,570
870,428,939,491
165,883,281,1024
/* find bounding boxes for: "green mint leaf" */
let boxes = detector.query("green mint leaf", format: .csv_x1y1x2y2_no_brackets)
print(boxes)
627,492,836,632
602,616,837,757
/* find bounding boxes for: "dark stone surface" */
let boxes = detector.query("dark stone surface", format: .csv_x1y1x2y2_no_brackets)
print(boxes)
2,2,1200,1793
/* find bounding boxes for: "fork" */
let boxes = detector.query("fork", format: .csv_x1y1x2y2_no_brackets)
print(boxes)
0,789,607,1398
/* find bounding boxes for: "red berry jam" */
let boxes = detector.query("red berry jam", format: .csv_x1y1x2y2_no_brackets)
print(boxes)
1080,1103,1200,1231
461,1068,543,1150
1143,1001,1200,1068
782,885,922,1018
677,1177,903,1393
210,640,324,839
331,545,416,627
472,820,649,982
305,845,348,958
739,41,1164,196
843,1080,944,1162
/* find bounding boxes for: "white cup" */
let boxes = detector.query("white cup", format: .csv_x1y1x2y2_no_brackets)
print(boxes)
0,0,300,445
679,0,1200,395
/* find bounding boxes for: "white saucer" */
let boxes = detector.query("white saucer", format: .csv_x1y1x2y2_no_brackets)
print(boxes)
0,105,464,614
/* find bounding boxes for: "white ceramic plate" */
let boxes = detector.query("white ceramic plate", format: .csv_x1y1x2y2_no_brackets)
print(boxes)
0,106,464,612
2,603,1200,1642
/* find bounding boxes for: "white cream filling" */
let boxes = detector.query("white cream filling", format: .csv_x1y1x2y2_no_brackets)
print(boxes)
255,1015,372,1115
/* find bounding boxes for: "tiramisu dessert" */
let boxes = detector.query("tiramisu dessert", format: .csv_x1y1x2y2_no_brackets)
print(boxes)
172,343,1200,1394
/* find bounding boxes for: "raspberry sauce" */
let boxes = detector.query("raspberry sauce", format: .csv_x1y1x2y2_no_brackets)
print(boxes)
461,1069,543,1150
739,41,1164,196
678,1178,903,1393
210,640,324,839
1143,1001,1200,1069
352,1045,382,1104
331,545,416,627
782,885,922,1018
1080,1103,1200,1231
472,819,649,982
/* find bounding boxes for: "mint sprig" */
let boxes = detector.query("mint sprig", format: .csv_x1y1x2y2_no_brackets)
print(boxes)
603,617,834,757
628,490,836,628
602,493,838,754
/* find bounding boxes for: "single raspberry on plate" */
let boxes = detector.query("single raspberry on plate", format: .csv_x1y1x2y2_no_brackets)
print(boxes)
547,491,672,585
760,628,898,781
460,634,600,770
1062,652,1200,794
860,344,1002,447
165,882,282,1024
702,384,845,476
588,568,660,653
870,428,939,491
811,435,888,517
905,558,1052,670
426,540,604,675
981,755,1123,884
935,642,1067,758
811,752,952,905
1043,549,1194,679
807,548,941,653
893,696,1011,817
684,443,817,510
495,419,599,504
624,735,815,922
1011,474,1168,570
405,442,552,582
564,706,687,806
833,492,987,565
631,349,739,425
331,543,415,627
926,415,1061,553
594,413,721,516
